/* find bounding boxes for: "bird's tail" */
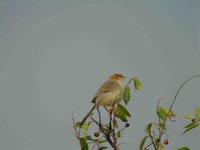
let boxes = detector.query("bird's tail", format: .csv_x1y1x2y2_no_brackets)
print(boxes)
80,105,96,126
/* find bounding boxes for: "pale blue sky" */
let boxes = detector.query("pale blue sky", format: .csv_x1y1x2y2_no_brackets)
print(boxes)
0,0,200,150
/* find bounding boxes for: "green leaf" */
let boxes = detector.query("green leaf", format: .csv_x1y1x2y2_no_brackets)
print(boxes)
97,139,107,143
75,122,91,135
178,147,190,150
182,115,194,119
80,137,89,150
146,123,152,133
184,122,197,128
115,109,127,122
168,110,176,117
134,77,142,90
160,106,176,117
123,86,131,105
139,136,147,150
195,107,200,118
77,122,91,136
113,119,119,128
156,109,167,122
115,104,128,122
183,122,199,134
156,106,176,122
118,104,131,117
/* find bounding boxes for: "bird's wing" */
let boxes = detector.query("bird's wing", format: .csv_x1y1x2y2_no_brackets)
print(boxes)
91,80,119,103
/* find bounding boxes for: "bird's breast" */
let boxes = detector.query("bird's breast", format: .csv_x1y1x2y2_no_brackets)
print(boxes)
96,87,124,106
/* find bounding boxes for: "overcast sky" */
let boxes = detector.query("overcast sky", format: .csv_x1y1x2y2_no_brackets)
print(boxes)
0,0,200,150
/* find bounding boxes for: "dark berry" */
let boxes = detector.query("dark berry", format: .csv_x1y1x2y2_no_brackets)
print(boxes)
125,123,130,128
94,131,99,137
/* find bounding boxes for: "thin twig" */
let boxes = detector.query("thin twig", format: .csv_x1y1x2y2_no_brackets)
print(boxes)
91,143,97,150
97,106,102,128
126,77,134,87
156,98,162,137
115,126,126,137
109,107,113,136
144,142,153,149
149,132,157,150
72,111,78,135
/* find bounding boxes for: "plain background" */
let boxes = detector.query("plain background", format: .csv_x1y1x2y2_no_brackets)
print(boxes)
0,0,200,149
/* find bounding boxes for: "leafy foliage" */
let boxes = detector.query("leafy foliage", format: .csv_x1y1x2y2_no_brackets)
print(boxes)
123,86,130,105
134,77,142,90
145,123,152,133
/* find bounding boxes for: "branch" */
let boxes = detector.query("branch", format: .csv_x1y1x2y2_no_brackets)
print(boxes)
126,77,134,86
90,116,115,148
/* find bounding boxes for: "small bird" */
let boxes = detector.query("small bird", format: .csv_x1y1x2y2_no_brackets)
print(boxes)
80,73,126,126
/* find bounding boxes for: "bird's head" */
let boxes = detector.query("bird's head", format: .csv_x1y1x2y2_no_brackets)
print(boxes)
109,73,126,81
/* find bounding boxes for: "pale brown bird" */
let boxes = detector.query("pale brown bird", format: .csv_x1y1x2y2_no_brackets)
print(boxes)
80,73,126,126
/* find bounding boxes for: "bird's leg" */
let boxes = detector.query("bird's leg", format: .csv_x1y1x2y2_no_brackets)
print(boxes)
112,113,118,149
109,104,115,136
109,113,112,136
97,106,102,129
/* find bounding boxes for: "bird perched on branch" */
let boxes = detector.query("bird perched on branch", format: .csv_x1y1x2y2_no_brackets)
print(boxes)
80,73,126,126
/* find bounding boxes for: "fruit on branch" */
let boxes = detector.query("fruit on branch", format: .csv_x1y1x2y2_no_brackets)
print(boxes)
94,131,100,137
164,139,169,145
125,123,130,128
